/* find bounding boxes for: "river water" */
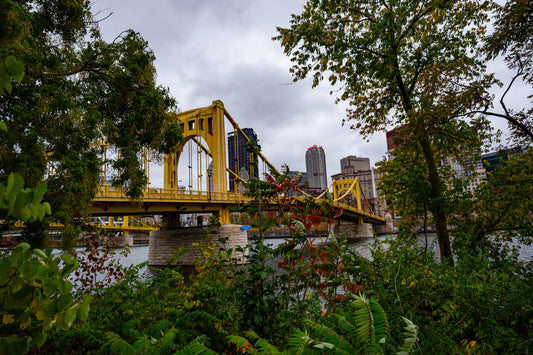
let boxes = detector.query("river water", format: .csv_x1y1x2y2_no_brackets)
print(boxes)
115,233,533,275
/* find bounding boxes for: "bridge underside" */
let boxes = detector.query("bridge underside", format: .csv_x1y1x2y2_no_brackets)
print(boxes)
90,195,385,226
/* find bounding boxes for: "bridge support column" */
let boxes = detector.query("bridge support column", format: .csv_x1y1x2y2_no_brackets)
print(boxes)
373,214,394,235
217,208,231,225
148,224,248,266
329,221,374,239
161,213,182,230
113,233,133,247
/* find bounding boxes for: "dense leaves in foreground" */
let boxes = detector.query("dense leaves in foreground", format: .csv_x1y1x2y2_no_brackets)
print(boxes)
1,165,531,354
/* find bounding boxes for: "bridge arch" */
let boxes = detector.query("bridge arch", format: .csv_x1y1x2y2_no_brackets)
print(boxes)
332,178,362,210
164,100,228,193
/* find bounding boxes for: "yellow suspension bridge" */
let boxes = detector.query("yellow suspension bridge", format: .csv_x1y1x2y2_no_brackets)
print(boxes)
88,100,384,231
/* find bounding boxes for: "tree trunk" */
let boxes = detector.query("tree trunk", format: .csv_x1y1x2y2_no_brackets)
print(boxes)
417,135,454,266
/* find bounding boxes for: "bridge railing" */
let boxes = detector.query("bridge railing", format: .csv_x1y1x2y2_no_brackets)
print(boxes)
95,184,247,202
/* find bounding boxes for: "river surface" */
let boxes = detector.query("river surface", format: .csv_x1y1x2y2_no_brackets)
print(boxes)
114,233,533,275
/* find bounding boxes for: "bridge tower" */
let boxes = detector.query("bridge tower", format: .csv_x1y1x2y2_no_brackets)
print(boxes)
163,100,230,224
150,100,248,266
330,178,374,239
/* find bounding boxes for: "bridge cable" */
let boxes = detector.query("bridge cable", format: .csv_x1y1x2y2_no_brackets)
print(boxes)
223,108,277,174
196,115,202,191
233,125,239,192
188,137,193,190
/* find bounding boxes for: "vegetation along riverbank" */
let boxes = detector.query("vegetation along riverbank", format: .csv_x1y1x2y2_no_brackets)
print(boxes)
2,0,533,353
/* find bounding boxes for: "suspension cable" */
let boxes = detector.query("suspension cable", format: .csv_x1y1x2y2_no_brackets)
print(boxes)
188,139,192,190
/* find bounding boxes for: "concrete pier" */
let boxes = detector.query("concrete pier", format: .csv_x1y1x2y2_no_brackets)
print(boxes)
113,234,133,247
329,221,374,239
373,214,394,235
148,224,248,266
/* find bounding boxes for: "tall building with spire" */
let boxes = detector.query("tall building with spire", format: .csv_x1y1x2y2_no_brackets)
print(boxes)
305,144,327,196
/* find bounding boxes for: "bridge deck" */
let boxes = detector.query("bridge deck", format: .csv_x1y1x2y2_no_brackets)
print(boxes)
91,186,385,225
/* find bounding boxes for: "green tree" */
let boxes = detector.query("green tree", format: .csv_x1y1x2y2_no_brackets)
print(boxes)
0,1,182,247
452,149,533,261
484,0,533,145
275,0,496,265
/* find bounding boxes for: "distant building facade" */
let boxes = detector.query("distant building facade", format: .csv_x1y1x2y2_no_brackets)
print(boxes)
227,128,258,192
305,145,328,196
340,156,371,175
462,146,526,192
386,125,411,153
481,146,526,174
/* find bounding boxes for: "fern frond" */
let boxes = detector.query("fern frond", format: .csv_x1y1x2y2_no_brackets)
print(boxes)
303,318,356,354
285,328,314,355
226,334,260,355
152,327,178,355
369,297,389,353
330,313,360,347
179,310,227,333
132,334,155,354
242,330,281,355
176,340,219,355
254,338,282,355
395,317,418,355
351,293,375,345
147,319,173,336
105,331,136,355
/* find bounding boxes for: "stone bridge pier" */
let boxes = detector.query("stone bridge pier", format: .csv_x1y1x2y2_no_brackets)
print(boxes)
148,222,248,266
328,221,374,239
328,215,394,239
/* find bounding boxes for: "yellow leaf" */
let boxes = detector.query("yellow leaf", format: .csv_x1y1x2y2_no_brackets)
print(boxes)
35,309,48,321
20,316,31,330
3,314,15,324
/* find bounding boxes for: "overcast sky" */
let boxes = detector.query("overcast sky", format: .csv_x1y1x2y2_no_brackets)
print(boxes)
94,0,522,187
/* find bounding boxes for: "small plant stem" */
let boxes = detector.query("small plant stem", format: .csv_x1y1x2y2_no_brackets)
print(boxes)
394,259,405,314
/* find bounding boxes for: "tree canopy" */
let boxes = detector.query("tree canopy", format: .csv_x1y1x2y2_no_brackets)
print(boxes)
484,0,533,145
0,0,182,246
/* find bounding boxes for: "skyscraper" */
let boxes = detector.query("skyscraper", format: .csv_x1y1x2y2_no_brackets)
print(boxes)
340,155,370,175
227,128,258,192
305,144,327,196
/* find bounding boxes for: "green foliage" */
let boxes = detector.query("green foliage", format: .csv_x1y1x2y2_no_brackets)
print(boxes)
0,172,51,223
0,55,24,96
484,0,533,145
452,150,533,262
106,326,180,355
227,294,416,355
227,330,282,355
396,317,418,355
296,294,416,355
358,234,533,353
0,243,90,354
275,0,493,135
0,0,182,244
